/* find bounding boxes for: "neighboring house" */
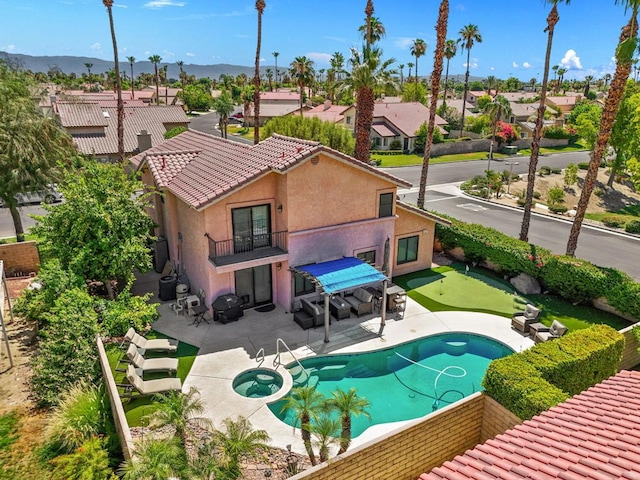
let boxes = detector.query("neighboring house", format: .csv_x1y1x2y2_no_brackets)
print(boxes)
545,94,582,122
420,370,640,480
465,90,491,104
142,86,183,106
260,90,301,105
56,101,190,162
131,130,448,312
305,101,357,133
499,91,539,102
244,90,312,126
371,102,448,152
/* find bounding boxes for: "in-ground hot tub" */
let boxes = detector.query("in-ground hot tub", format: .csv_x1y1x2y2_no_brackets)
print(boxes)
233,368,284,398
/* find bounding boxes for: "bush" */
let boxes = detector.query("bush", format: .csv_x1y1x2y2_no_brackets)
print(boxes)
578,162,589,170
601,215,627,228
533,191,542,199
625,220,640,234
547,185,565,206
389,139,402,150
98,291,159,337
551,167,562,174
549,205,568,214
540,166,551,175
594,187,605,197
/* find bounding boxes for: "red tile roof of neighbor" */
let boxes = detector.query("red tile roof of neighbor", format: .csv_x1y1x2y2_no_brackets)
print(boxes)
131,130,413,211
373,102,447,137
306,102,353,123
420,370,640,480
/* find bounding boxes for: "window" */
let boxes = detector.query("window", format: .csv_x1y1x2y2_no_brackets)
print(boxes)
375,137,381,146
382,138,388,147
379,192,393,218
293,267,315,297
346,116,352,125
357,250,376,265
397,236,419,264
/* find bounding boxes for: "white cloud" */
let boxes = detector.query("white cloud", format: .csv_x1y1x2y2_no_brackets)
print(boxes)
114,3,127,8
186,52,195,57
308,52,332,64
394,37,414,49
463,59,479,69
522,61,531,68
2,44,15,52
512,61,519,68
560,49,582,70
144,0,185,9
90,42,101,51
162,50,175,58
490,66,495,71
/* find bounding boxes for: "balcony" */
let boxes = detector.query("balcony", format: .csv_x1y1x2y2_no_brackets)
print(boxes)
206,231,288,267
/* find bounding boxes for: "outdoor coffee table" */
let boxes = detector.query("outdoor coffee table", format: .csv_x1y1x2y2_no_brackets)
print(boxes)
528,322,549,338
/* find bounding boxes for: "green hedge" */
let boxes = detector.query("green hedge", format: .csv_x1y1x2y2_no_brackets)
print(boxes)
483,325,624,419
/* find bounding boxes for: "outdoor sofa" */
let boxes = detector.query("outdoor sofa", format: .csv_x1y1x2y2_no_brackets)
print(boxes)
534,320,568,343
293,298,325,330
344,287,374,317
511,304,541,333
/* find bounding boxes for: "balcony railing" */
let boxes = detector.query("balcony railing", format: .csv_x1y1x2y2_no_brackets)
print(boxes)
206,231,288,266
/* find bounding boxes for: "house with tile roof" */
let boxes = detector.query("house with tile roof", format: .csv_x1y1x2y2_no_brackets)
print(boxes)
55,101,189,162
305,101,357,133
420,369,640,480
545,94,582,122
371,101,448,152
131,130,447,312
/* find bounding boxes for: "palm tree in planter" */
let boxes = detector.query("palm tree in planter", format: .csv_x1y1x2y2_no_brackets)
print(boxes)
253,0,266,145
213,416,270,479
442,39,457,109
325,387,371,454
519,0,570,242
148,54,162,105
282,386,325,466
457,23,482,137
290,56,315,117
566,0,639,256
484,95,513,172
309,415,341,463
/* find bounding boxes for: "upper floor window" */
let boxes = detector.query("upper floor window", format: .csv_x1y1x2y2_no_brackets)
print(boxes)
397,235,418,264
346,116,352,124
379,192,393,218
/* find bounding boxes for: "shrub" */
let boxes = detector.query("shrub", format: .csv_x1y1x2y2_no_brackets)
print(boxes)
164,126,187,139
389,139,402,150
98,291,158,337
578,162,589,170
533,191,542,199
551,167,562,174
549,205,568,214
547,185,565,206
540,255,608,303
564,163,578,188
625,220,640,234
594,187,605,197
540,166,551,175
601,215,627,228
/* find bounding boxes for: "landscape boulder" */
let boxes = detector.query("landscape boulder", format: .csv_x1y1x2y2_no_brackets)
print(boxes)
510,272,541,295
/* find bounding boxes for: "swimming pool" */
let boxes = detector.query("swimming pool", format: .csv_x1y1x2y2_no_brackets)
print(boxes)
268,332,513,438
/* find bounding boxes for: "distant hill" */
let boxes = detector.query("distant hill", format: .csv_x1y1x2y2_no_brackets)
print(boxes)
0,51,263,80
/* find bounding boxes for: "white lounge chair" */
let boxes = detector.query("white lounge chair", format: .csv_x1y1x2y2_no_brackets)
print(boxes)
123,328,178,354
125,344,178,374
122,365,182,397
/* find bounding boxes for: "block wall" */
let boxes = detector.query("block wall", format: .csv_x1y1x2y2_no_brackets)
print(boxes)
0,241,40,276
480,395,522,442
619,323,640,370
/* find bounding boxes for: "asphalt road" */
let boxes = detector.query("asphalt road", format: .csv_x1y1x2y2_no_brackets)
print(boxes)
0,204,47,238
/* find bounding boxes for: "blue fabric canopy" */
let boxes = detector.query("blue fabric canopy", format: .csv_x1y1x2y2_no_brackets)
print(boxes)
294,257,387,294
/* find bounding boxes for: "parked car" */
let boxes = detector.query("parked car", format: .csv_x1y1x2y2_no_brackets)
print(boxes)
0,186,63,207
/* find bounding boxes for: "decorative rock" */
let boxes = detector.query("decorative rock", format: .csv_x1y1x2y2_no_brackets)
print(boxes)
567,209,577,217
510,273,541,295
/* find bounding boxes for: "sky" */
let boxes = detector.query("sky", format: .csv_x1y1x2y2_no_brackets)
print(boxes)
0,0,634,81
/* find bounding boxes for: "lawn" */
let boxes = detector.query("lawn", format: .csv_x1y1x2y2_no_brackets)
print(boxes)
517,142,586,156
107,331,199,426
0,233,39,243
227,125,254,140
585,204,640,222
393,264,631,332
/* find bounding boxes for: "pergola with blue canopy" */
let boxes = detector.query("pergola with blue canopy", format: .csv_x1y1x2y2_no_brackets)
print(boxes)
292,257,390,342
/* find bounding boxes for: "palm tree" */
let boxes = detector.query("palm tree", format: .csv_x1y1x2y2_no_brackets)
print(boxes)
148,54,162,105
484,95,512,173
343,46,397,163
417,0,449,210
458,24,483,137
529,77,537,92
486,75,496,95
176,60,186,90
144,387,212,451
282,386,325,466
253,0,265,145
309,416,341,463
272,51,279,89
407,61,414,82
442,39,457,108
556,66,568,93
325,388,371,454
583,74,594,96
519,1,570,242
331,51,345,81
290,56,315,117
566,0,639,256
120,438,185,480
359,16,386,44
213,416,270,478
411,38,427,83
364,0,375,48
398,63,405,84
103,0,125,163
84,62,93,79
604,72,612,89
126,56,135,97
214,90,235,139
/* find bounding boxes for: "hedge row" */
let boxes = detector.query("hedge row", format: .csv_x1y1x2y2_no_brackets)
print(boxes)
435,218,640,319
483,325,624,419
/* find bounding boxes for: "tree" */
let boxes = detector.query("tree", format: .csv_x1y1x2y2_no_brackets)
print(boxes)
309,416,340,463
417,0,449,209
127,56,135,97
583,74,594,96
103,0,125,163
519,1,570,242
290,56,315,117
281,386,325,466
457,24,483,137
49,436,113,480
484,94,512,172
213,416,270,479
398,63,405,84
254,0,265,145
120,438,186,480
325,388,371,454
563,163,578,190
411,38,427,83
359,16,386,44
214,89,235,139
363,0,375,48
442,39,457,109
148,54,162,105
32,162,156,298
0,63,78,241
272,51,279,88
180,83,213,112
608,79,640,187
566,0,639,256
84,62,93,78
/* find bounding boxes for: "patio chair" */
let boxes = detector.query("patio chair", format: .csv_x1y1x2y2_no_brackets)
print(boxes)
511,304,541,333
534,320,568,343
123,328,179,354
120,365,182,397
124,344,178,374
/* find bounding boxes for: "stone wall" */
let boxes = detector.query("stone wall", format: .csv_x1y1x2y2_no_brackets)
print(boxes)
0,241,40,277
619,322,640,370
480,395,522,442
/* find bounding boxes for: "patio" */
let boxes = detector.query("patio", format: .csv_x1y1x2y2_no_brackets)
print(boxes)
134,270,535,454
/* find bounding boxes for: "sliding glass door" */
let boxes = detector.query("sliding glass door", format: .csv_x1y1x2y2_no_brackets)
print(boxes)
232,205,271,253
234,264,272,307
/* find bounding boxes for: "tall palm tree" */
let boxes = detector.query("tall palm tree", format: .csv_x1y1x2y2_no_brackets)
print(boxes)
282,386,325,466
359,16,386,44
331,51,345,81
417,0,449,210
309,416,341,463
126,56,135,98
176,60,186,90
102,0,124,163
214,89,234,139
457,24,482,137
583,74,594,96
325,388,371,454
265,68,273,91
604,72,613,89
290,56,315,117
407,61,414,81
120,438,185,480
566,0,639,256
84,62,93,78
519,1,570,242
213,416,270,478
398,63,405,85
442,39,457,108
556,66,568,93
364,0,375,48
343,46,397,163
486,75,496,95
253,0,265,145
148,54,162,105
272,51,279,89
484,95,512,172
411,38,427,83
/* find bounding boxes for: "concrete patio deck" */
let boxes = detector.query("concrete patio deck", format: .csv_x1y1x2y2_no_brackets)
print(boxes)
135,270,534,454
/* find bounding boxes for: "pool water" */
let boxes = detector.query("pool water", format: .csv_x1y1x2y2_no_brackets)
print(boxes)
233,368,284,398
268,332,512,437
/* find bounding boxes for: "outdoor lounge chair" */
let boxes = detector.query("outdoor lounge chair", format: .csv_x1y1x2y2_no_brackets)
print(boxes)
121,365,182,397
125,344,178,374
344,288,374,317
511,304,541,333
534,320,568,343
123,328,179,354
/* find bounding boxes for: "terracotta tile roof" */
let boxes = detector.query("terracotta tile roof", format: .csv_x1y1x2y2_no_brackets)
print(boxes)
133,130,412,210
546,95,582,106
510,102,540,119
56,101,108,127
500,92,539,102
373,102,447,138
260,90,300,102
420,370,640,480
396,202,451,226
259,103,303,117
372,123,397,137
306,102,353,123
95,99,148,108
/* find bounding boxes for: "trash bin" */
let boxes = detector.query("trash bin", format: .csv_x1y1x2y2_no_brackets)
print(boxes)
159,275,177,301
154,237,169,273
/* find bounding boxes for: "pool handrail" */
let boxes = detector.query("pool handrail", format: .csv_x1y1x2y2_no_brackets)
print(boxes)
255,347,265,368
274,338,310,385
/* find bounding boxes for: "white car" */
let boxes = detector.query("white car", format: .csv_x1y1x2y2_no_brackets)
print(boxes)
0,186,63,207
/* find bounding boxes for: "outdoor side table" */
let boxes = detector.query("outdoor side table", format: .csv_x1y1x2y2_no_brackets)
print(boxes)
329,296,350,320
528,322,548,338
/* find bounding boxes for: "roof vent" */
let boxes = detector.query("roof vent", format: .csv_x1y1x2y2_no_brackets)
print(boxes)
103,111,110,118
296,146,303,153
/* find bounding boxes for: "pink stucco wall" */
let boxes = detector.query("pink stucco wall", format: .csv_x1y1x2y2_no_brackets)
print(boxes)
393,207,436,276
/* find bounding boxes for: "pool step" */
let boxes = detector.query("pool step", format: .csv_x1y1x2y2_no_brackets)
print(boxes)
289,365,305,379
443,340,468,356
348,364,377,378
